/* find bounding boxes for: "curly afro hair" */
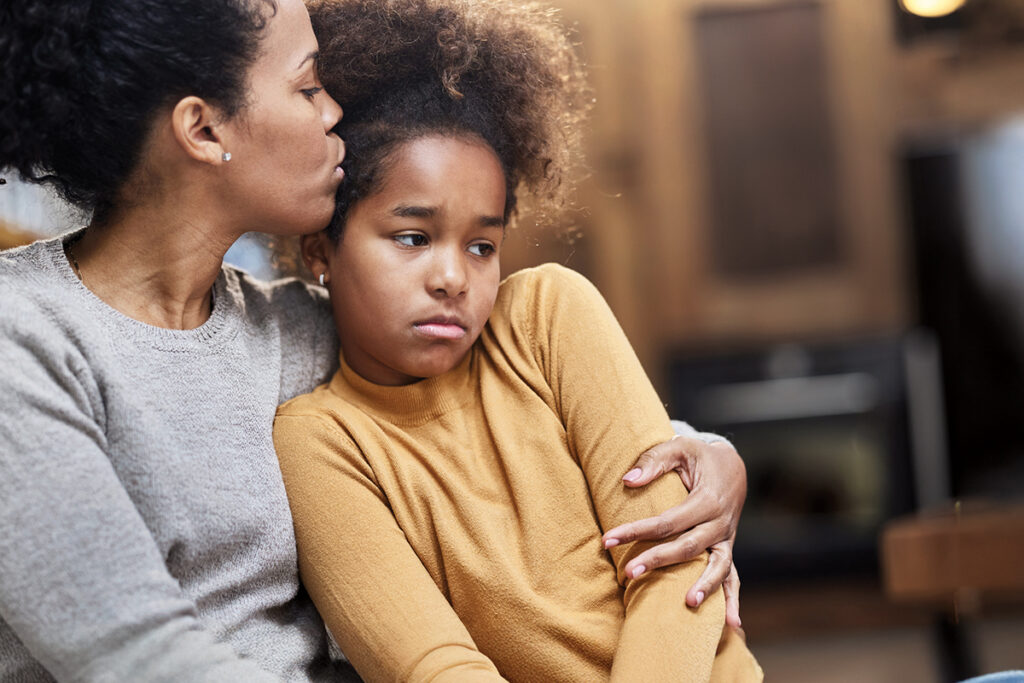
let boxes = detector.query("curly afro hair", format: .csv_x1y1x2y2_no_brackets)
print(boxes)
0,0,274,224
307,0,591,241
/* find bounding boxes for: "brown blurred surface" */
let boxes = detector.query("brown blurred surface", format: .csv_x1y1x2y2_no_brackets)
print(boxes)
882,502,1024,603
0,220,35,250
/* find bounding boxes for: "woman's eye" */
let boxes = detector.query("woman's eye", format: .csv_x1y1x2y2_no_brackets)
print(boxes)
301,86,323,101
468,243,495,257
394,234,427,247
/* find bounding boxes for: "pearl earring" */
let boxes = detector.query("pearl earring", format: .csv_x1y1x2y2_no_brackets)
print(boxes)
319,273,325,286
222,152,232,162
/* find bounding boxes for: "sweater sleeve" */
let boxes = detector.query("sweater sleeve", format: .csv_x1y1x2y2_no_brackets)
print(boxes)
273,411,507,683
0,296,280,682
523,264,726,682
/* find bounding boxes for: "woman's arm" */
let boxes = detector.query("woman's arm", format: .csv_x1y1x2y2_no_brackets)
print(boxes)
0,299,280,681
605,431,747,627
273,412,507,683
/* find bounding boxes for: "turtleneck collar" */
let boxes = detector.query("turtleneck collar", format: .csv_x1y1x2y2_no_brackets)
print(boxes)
328,346,477,427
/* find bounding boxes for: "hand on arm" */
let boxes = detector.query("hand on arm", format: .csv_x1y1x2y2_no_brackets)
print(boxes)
602,433,747,628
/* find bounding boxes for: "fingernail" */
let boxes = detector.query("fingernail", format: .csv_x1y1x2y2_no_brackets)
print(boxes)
603,538,620,549
631,565,646,578
623,468,642,482
695,591,705,606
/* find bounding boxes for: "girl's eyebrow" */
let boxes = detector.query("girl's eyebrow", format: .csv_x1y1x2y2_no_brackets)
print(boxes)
392,205,505,228
479,216,505,229
392,205,435,218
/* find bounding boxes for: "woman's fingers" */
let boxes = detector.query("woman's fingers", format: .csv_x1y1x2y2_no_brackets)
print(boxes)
723,561,742,629
620,435,701,488
602,489,715,547
617,518,730,578
682,541,733,607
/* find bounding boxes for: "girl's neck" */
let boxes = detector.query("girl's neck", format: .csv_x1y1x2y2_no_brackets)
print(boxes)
68,205,240,330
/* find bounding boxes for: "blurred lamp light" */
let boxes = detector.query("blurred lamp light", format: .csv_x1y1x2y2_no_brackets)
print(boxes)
898,0,966,17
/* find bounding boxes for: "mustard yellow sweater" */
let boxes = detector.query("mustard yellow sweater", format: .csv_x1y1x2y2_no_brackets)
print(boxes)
274,264,761,682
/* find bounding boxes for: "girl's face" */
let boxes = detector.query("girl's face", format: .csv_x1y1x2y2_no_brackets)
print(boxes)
317,135,506,386
220,0,345,236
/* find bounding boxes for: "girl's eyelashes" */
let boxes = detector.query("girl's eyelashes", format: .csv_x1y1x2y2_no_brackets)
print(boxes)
301,86,323,100
468,242,496,257
394,233,428,247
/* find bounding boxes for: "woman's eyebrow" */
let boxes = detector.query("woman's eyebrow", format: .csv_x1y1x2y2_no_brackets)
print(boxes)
295,50,319,72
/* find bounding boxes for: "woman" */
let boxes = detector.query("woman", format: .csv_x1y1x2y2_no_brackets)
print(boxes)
0,0,746,679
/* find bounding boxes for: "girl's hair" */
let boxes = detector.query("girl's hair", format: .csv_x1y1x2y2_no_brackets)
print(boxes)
0,0,276,223
308,0,590,241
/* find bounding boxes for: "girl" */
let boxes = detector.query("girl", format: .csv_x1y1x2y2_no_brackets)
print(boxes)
275,0,762,679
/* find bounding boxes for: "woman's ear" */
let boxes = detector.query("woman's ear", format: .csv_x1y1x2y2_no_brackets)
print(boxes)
170,96,230,165
300,232,333,283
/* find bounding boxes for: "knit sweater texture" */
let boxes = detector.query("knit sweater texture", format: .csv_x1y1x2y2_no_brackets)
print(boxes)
0,235,354,682
274,264,762,682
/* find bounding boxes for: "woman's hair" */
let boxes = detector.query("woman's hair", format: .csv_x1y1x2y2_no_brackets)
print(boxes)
308,0,590,241
0,0,276,223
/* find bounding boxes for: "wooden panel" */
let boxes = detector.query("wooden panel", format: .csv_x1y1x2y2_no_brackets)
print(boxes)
881,503,1024,601
694,2,843,279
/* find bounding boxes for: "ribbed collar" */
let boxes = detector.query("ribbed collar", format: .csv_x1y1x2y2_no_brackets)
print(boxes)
329,347,477,427
47,230,239,351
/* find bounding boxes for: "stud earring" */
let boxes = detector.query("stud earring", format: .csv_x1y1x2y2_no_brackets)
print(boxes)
222,152,232,162
319,273,326,287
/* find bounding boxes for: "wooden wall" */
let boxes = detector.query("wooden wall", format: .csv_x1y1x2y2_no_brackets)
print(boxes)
503,0,914,386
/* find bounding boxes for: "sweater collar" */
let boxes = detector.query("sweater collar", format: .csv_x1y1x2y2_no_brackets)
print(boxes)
329,347,476,426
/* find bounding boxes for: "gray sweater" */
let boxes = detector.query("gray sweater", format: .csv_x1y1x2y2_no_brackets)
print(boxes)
0,234,725,682
0,235,350,682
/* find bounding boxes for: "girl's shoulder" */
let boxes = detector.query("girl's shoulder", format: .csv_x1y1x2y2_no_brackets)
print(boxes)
493,262,605,326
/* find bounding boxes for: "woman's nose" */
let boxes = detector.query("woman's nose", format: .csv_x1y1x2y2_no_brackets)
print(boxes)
322,92,343,131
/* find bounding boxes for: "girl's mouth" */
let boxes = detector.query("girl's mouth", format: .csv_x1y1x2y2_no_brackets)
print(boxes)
414,319,467,340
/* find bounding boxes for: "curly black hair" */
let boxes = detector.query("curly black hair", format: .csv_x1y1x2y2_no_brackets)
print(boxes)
0,0,275,224
307,0,591,241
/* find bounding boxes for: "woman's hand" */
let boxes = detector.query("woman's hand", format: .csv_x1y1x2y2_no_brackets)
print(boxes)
601,436,747,628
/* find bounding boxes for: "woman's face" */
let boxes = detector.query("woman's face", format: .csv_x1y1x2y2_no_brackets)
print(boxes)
323,135,507,386
221,0,345,236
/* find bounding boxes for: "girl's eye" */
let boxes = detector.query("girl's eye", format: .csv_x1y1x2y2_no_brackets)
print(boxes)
301,86,323,101
395,233,427,247
468,243,496,257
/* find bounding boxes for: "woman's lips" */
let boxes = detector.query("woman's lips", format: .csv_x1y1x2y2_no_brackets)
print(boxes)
414,321,467,340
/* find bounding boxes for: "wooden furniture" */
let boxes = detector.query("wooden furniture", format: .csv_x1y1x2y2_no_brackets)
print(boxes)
882,502,1024,601
881,501,1024,680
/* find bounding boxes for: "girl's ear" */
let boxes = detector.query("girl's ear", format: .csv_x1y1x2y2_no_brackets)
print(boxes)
171,96,230,165
300,232,333,281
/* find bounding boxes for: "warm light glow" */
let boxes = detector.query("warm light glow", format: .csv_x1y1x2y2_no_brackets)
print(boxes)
899,0,967,18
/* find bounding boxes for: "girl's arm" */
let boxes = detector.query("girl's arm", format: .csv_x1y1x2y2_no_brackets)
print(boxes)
273,413,507,683
605,431,747,628
522,264,759,682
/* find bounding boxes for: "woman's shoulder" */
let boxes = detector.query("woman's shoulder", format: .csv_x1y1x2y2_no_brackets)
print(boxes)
0,235,87,331
223,267,338,401
222,265,331,321
1,233,65,283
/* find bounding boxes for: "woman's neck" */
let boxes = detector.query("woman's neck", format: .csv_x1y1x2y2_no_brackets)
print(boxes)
68,206,240,330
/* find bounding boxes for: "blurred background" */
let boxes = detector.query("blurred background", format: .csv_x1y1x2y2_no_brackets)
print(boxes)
2,0,1023,680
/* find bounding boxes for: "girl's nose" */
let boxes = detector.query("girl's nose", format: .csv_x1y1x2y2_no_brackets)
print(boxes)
428,248,468,298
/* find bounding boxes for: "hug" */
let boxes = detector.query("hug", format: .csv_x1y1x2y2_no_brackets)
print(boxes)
0,0,758,680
